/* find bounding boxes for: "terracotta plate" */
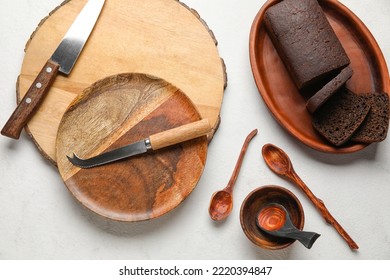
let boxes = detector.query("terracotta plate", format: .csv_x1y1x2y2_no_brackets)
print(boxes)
56,73,208,222
249,0,390,153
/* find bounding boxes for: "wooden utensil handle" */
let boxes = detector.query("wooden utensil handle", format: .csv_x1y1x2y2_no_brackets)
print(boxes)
225,129,258,193
1,60,59,139
315,198,359,250
149,119,210,150
291,173,359,250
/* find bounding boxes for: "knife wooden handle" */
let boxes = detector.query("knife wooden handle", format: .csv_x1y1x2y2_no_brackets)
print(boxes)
149,118,211,150
1,59,60,139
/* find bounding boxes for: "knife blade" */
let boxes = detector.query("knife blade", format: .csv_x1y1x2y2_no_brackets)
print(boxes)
1,0,106,139
67,119,211,169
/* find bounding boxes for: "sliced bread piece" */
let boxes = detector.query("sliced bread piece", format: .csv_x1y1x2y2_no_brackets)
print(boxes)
306,67,353,113
312,88,371,146
350,92,389,143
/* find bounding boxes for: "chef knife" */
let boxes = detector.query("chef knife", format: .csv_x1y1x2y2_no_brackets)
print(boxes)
67,119,211,169
1,0,106,139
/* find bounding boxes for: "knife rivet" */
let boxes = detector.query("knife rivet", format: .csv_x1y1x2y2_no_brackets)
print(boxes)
36,82,42,89
25,98,32,104
145,138,152,150
46,67,53,73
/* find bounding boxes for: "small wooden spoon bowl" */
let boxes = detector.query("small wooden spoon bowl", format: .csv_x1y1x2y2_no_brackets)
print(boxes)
240,185,304,250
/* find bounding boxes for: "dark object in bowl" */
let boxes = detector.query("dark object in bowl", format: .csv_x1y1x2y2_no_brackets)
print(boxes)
240,185,305,250
256,203,320,249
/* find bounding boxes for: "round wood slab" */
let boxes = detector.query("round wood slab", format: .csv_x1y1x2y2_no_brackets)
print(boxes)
56,73,208,222
18,0,226,164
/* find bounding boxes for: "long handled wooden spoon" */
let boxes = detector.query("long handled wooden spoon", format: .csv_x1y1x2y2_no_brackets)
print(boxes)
261,143,359,250
208,129,258,221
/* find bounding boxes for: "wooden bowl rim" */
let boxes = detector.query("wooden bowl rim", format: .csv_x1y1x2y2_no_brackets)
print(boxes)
240,185,305,250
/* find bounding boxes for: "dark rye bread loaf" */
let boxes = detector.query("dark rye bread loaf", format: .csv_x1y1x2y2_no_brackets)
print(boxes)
264,0,350,89
306,67,353,113
350,92,389,143
312,88,371,146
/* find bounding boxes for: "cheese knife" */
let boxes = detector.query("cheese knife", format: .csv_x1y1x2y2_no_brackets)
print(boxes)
67,119,211,169
1,0,106,139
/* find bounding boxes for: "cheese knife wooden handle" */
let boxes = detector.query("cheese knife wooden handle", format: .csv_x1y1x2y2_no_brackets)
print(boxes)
1,60,60,139
149,118,211,150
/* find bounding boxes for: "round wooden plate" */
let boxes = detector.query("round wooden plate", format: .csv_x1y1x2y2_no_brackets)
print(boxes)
249,0,390,153
56,73,208,222
18,0,226,164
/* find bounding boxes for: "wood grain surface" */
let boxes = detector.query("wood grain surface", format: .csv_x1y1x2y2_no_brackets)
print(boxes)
17,0,226,164
56,73,208,221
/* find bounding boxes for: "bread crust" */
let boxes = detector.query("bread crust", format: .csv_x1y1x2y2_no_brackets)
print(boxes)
264,0,350,89
306,67,353,113
312,88,371,146
350,92,389,143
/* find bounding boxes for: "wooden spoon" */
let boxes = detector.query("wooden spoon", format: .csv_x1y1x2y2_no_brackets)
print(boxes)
261,143,359,250
209,129,258,221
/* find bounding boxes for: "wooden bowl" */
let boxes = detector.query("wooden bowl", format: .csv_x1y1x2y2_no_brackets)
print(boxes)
249,0,390,153
240,185,304,250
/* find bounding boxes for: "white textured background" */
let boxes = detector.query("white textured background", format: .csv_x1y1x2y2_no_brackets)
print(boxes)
0,0,389,260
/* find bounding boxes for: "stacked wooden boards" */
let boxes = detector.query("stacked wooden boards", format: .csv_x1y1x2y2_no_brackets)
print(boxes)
17,0,227,164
